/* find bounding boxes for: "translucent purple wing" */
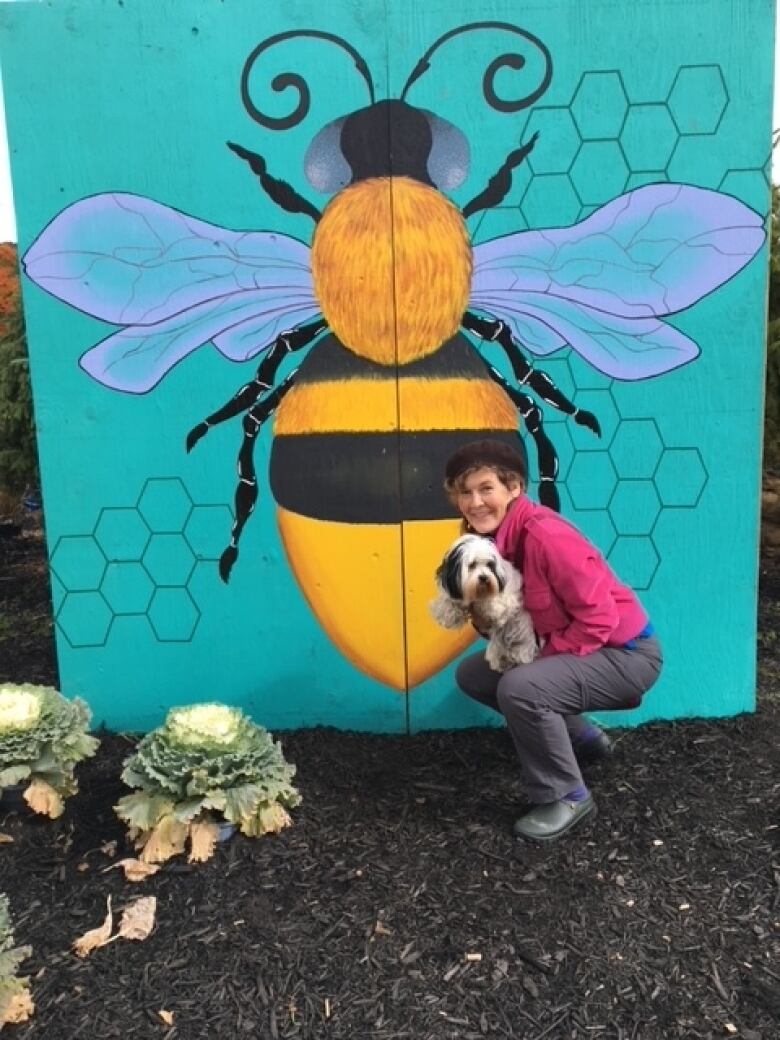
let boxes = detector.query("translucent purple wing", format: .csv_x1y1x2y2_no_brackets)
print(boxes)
474,290,700,378
23,193,319,391
471,183,765,378
80,291,321,393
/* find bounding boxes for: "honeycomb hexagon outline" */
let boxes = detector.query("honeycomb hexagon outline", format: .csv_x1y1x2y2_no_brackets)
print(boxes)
607,536,661,591
654,447,709,508
608,479,663,537
50,535,108,592
570,70,630,141
147,587,201,643
48,477,231,648
569,140,630,206
666,64,729,136
620,103,679,171
136,477,194,534
608,418,665,480
56,590,114,649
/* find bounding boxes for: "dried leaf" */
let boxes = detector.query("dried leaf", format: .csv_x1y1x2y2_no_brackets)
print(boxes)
242,801,292,837
0,833,14,844
158,1010,175,1026
23,778,64,819
139,815,188,864
116,896,156,942
103,858,160,883
188,819,219,863
73,897,113,958
1,987,34,1024
374,921,393,937
100,840,118,857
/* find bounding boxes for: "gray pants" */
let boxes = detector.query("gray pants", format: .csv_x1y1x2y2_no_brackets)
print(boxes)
456,636,663,803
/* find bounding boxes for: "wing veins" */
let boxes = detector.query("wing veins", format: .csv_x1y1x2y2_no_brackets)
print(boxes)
99,296,318,375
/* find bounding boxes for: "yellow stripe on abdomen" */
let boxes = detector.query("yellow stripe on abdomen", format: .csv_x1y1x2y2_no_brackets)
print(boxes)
274,377,518,435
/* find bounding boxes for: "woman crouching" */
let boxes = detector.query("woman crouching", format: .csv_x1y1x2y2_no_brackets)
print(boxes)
444,439,662,842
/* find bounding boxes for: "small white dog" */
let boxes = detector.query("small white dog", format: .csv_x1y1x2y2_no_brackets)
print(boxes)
430,534,539,673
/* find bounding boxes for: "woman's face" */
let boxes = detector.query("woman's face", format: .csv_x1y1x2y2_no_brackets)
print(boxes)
455,467,521,535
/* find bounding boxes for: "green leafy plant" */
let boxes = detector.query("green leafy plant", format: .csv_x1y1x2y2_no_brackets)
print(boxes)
0,302,38,495
0,684,99,818
115,704,301,864
0,894,33,1027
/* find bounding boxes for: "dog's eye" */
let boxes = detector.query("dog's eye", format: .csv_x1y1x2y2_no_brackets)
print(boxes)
468,561,478,571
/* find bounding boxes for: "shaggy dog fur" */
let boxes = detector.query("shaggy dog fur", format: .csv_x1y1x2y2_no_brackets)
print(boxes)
430,534,539,672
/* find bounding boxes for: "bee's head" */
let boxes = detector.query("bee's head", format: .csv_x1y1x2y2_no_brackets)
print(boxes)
239,24,551,194
304,100,469,193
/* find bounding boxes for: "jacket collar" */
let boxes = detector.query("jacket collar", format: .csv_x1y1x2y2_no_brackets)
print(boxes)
495,494,535,556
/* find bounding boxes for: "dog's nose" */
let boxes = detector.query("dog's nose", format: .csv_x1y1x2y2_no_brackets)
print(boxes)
478,574,489,584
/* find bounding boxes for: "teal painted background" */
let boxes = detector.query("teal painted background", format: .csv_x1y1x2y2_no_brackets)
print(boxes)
0,0,774,732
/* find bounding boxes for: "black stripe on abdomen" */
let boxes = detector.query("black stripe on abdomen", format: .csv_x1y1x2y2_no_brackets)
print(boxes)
296,331,495,384
270,430,526,523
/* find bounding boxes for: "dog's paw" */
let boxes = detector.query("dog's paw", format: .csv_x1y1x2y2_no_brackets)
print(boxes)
515,648,540,665
485,643,504,673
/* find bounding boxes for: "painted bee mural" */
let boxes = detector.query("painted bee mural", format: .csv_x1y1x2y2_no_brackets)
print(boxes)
23,24,765,691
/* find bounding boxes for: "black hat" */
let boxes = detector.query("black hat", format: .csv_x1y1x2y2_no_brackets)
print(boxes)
444,439,527,484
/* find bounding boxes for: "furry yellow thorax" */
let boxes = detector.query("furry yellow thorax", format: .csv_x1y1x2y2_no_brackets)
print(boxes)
311,177,472,366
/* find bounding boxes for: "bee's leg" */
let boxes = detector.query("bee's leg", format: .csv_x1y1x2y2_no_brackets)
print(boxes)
463,312,601,436
462,132,539,219
227,141,321,223
484,363,560,512
186,320,326,451
219,371,298,583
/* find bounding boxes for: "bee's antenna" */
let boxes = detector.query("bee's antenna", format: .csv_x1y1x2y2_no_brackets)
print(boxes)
241,31,375,130
401,22,552,111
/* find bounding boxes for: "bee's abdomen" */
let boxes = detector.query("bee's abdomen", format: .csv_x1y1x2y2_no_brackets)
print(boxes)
274,332,517,435
270,333,524,524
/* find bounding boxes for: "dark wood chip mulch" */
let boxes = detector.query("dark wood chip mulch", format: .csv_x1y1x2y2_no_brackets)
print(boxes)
0,529,778,1039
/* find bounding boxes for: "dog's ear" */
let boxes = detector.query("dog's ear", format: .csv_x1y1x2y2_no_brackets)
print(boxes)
485,555,504,593
430,593,470,630
440,543,464,600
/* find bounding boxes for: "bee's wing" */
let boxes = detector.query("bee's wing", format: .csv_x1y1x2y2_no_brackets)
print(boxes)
470,183,766,379
471,289,703,379
77,290,321,393
23,193,319,392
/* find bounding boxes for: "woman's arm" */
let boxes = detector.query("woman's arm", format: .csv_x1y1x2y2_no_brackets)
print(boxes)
528,524,621,656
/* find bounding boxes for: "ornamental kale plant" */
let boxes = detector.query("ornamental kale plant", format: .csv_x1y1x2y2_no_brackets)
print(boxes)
115,704,301,864
0,894,33,1027
0,684,99,818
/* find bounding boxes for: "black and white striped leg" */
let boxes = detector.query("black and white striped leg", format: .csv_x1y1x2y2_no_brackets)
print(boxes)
485,364,561,511
186,319,326,453
463,311,601,437
219,372,297,583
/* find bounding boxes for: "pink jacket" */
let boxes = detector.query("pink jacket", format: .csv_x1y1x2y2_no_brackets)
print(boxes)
495,496,648,658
